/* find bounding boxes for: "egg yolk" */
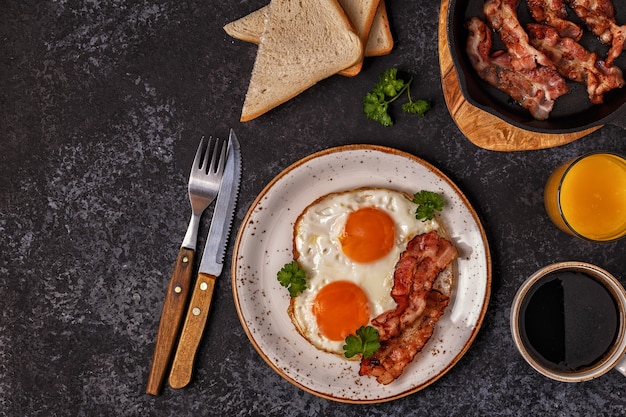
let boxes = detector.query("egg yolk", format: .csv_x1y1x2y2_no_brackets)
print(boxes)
312,280,370,341
339,207,396,263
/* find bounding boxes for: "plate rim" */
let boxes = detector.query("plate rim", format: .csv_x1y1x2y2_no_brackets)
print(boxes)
231,144,492,403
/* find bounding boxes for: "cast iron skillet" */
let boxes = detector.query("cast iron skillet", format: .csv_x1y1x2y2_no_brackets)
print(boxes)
447,0,626,133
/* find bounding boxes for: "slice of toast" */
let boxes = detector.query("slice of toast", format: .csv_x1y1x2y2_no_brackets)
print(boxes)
365,0,393,57
336,0,380,76
239,0,363,122
223,0,393,59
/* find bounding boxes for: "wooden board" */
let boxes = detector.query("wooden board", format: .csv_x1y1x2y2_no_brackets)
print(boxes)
438,0,602,151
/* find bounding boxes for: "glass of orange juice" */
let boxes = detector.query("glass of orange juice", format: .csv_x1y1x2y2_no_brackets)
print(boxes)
544,152,626,242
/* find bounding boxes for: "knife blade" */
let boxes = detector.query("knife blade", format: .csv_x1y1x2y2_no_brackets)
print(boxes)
168,128,241,389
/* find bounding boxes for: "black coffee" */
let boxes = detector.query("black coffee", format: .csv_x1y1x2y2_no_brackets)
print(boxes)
519,271,620,372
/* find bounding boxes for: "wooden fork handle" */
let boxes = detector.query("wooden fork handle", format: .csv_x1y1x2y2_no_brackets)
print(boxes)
168,272,217,389
146,247,195,395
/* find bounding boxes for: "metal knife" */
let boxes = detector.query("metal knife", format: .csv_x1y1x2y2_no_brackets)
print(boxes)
168,128,242,389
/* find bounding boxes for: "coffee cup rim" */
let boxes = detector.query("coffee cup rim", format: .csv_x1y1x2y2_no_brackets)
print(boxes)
510,261,626,382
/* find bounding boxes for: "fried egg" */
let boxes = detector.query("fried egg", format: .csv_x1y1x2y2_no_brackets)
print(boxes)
290,188,442,356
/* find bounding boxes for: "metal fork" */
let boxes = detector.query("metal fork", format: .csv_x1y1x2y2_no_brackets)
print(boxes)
146,136,227,396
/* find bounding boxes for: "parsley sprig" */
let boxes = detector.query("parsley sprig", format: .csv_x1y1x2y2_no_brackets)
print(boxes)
343,326,381,359
413,190,445,221
363,68,431,127
277,261,307,297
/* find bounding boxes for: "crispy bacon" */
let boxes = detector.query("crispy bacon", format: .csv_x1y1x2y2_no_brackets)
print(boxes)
566,0,615,43
371,231,458,342
466,17,569,120
360,291,450,385
528,23,625,103
566,0,626,66
484,0,555,70
359,231,457,385
527,0,584,40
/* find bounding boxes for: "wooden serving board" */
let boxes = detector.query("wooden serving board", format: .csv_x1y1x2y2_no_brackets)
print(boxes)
438,0,601,151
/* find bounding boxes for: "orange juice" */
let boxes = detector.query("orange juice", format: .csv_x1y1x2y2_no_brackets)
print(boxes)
544,153,626,241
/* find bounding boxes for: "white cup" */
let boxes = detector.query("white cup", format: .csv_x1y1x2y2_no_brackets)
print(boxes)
510,261,626,382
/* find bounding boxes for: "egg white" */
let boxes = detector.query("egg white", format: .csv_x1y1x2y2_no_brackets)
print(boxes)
291,188,441,355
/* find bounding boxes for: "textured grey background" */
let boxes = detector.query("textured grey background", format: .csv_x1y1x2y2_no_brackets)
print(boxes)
1,1,626,416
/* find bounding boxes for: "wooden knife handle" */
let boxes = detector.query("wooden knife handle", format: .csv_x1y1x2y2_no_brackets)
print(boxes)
168,272,217,389
145,247,195,396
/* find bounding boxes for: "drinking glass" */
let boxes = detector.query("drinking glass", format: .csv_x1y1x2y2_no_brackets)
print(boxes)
544,152,626,241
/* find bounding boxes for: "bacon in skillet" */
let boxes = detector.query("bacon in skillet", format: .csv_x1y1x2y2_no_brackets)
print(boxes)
466,17,569,120
565,0,626,66
483,0,555,70
360,290,450,385
527,23,625,104
371,231,458,342
566,0,615,43
527,0,584,40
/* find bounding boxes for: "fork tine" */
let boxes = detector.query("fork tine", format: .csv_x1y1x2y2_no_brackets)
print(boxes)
214,139,228,175
192,136,208,171
202,137,215,172
207,138,220,174
208,137,228,175
190,136,227,177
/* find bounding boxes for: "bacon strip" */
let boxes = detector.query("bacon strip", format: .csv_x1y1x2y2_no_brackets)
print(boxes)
527,0,583,40
359,231,457,385
466,17,569,120
484,0,555,70
371,231,458,342
566,0,626,66
528,23,625,104
566,0,615,43
360,291,450,385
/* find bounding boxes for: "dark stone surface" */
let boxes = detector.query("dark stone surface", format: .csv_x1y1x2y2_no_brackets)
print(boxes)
1,1,625,416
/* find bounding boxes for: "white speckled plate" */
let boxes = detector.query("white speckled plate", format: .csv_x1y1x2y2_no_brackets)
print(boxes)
232,145,491,403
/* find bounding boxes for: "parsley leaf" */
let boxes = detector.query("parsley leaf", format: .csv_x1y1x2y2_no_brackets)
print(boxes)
343,326,381,359
277,261,307,297
363,92,392,126
378,68,406,96
402,99,431,117
362,68,431,126
413,190,445,221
